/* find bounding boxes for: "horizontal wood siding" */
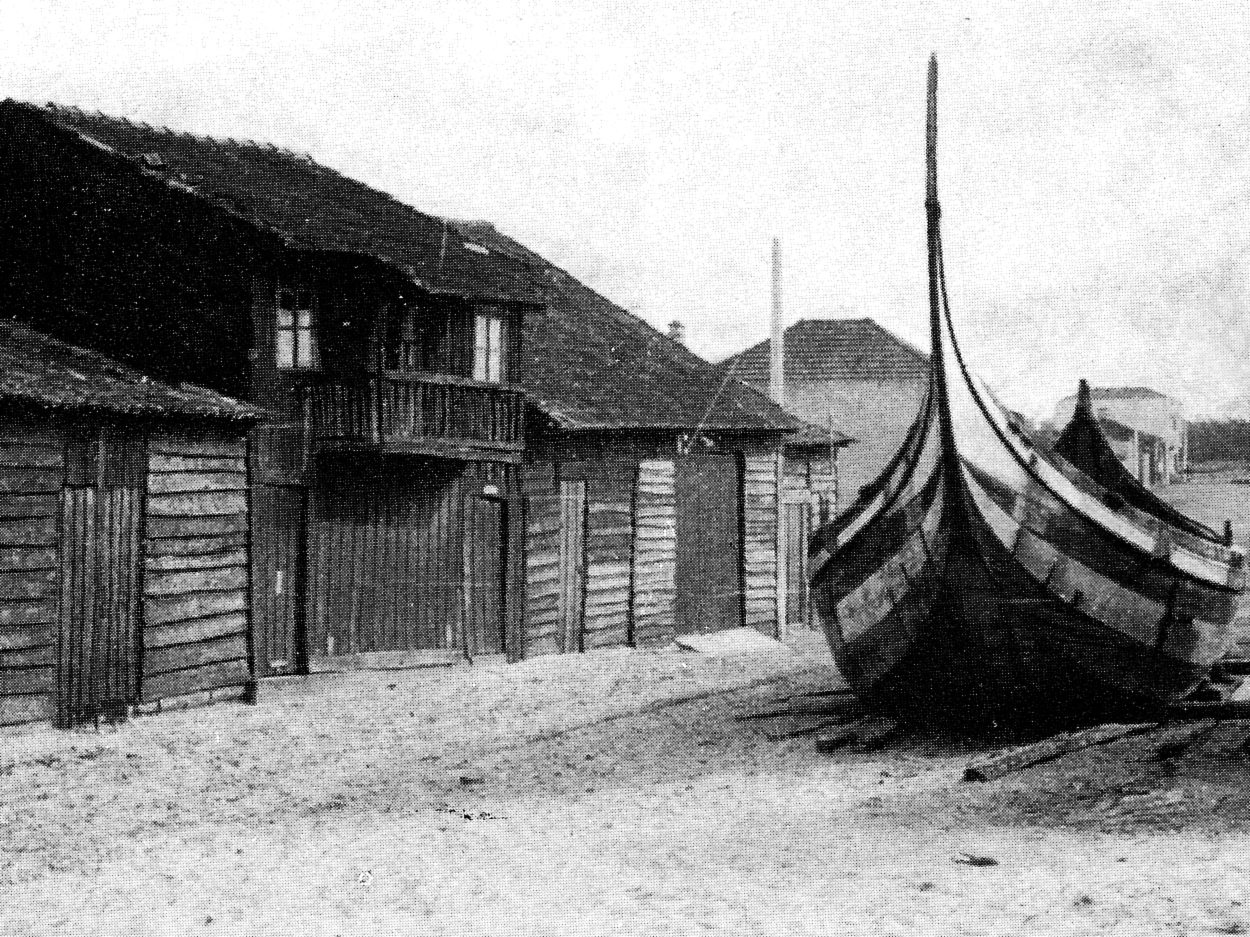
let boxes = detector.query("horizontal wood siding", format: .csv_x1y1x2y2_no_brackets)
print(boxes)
742,452,780,636
631,459,676,647
580,465,635,650
523,489,563,658
142,430,251,702
0,425,62,725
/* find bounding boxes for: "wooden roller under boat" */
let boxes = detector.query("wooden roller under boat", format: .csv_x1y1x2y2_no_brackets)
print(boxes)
808,57,1249,734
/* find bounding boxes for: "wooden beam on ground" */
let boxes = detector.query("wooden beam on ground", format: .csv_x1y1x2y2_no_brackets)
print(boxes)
1147,719,1218,761
814,715,899,753
735,700,862,722
962,722,1156,782
766,710,866,741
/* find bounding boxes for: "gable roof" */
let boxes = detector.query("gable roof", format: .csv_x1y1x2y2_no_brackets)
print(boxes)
4,100,539,305
452,222,801,432
0,318,257,422
723,317,929,385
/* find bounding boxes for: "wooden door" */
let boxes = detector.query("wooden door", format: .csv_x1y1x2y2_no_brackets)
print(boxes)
783,501,810,627
675,454,743,635
58,485,142,727
558,480,587,653
463,491,506,657
252,484,307,676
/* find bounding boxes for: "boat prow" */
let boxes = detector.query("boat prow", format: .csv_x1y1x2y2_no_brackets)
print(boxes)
809,57,1248,734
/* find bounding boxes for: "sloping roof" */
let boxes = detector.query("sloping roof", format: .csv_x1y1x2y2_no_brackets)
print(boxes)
1089,386,1168,401
5,100,539,305
723,318,929,385
785,420,856,449
0,318,257,422
452,222,801,432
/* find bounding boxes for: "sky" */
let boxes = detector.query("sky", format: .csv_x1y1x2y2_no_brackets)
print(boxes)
4,1,1250,419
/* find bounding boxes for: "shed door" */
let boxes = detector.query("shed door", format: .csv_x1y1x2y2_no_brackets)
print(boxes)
675,454,743,634
252,485,306,676
58,430,143,727
463,492,506,656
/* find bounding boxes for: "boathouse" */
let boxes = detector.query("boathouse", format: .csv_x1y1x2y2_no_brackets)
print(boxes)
0,319,257,727
723,317,927,503
453,222,825,652
0,100,541,673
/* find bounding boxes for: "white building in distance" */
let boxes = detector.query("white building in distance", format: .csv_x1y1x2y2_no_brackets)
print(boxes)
1051,386,1186,486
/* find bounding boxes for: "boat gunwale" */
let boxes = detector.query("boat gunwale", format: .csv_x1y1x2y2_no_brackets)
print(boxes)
933,238,1243,592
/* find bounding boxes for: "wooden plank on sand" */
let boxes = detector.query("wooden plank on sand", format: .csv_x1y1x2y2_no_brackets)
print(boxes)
962,722,1156,782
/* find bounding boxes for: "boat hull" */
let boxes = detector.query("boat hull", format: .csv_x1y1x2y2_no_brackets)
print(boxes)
815,479,1220,732
812,57,1247,734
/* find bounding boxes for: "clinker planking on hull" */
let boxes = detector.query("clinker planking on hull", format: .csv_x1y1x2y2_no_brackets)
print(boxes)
808,56,1249,734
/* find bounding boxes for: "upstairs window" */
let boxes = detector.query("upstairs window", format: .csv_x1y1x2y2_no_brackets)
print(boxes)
473,311,505,383
276,285,318,369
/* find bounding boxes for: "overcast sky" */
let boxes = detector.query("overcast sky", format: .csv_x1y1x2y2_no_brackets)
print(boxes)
4,1,1250,418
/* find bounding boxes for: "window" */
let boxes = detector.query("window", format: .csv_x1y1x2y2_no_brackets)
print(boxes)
473,311,505,383
276,284,318,369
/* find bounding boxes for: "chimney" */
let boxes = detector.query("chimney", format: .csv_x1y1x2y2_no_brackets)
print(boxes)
667,320,686,345
769,237,784,406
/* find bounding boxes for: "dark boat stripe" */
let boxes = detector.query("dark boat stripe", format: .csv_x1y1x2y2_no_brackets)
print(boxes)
939,259,1243,591
962,465,1235,668
962,459,1238,626
813,468,943,600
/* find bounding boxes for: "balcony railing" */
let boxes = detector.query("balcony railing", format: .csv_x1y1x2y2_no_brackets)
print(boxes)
308,372,525,462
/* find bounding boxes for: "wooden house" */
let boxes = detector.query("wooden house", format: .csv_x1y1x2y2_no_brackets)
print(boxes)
0,319,257,727
723,317,928,503
453,223,828,651
0,100,541,673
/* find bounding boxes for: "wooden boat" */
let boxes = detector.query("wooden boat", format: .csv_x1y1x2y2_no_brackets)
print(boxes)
808,57,1248,733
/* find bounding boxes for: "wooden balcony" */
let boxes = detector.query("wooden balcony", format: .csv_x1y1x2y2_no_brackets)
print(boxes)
308,372,525,463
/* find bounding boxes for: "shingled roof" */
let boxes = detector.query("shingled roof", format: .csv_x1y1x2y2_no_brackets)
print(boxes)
4,100,539,305
0,318,257,422
723,318,929,385
452,222,801,432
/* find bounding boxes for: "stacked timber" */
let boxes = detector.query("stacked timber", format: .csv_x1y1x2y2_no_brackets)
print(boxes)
0,422,62,726
631,459,676,647
141,430,252,704
581,465,634,650
742,452,780,636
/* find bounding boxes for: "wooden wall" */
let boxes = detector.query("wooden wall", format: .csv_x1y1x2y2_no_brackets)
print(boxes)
141,430,252,704
305,457,523,664
579,462,635,650
521,436,785,657
0,417,254,727
0,421,63,726
631,460,676,647
742,452,780,637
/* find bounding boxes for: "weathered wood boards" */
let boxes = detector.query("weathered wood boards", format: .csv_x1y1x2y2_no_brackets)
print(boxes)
305,459,521,663
141,431,251,704
521,445,815,658
962,723,1156,782
0,427,63,726
631,460,676,647
0,420,254,726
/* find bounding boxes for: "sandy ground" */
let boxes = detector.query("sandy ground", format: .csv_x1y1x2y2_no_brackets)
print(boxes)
1,620,1250,936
